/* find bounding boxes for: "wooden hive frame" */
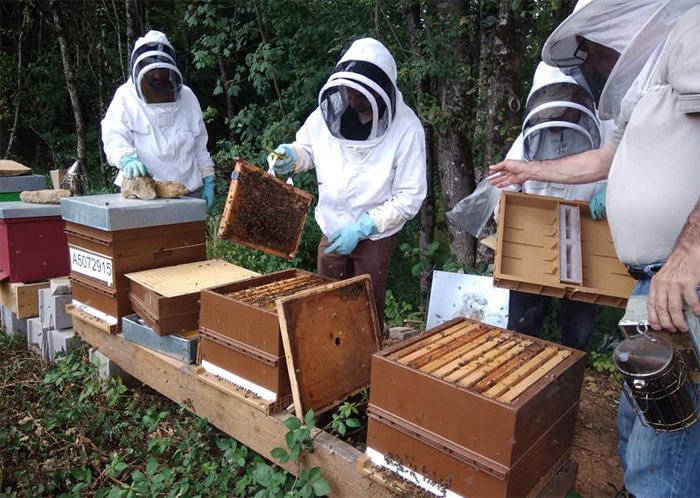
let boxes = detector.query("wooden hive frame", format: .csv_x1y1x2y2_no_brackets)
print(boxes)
218,158,313,260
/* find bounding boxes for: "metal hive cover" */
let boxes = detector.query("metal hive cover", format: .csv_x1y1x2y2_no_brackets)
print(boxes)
0,174,46,193
0,201,62,219
60,194,207,231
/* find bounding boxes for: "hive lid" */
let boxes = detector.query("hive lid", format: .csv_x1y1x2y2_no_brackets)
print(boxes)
277,275,381,417
0,201,62,219
60,194,206,231
493,191,634,308
0,174,46,193
0,160,32,177
125,259,259,297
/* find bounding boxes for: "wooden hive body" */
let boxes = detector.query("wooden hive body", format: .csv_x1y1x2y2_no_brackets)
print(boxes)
366,317,586,498
198,269,330,403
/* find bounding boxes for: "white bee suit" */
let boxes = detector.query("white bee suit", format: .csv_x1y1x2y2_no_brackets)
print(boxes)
101,30,214,192
290,38,427,239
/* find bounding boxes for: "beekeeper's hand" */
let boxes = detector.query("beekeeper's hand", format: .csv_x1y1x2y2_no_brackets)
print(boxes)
589,185,607,220
324,213,378,256
201,175,215,211
120,152,148,178
271,144,296,175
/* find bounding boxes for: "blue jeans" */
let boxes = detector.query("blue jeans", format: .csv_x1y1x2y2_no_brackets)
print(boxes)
617,279,700,498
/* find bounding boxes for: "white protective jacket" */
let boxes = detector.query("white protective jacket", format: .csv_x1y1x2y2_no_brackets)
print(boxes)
290,39,427,239
505,62,611,201
101,34,214,192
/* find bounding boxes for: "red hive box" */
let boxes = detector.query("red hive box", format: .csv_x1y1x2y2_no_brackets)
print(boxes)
0,202,70,282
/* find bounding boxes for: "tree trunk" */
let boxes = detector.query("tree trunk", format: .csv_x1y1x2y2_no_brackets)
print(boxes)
218,54,236,142
406,0,436,309
50,0,87,174
473,1,530,265
433,0,478,268
5,5,26,157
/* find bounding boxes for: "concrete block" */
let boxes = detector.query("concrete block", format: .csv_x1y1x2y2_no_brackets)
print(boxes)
26,317,49,359
49,277,72,296
39,288,72,330
89,348,137,386
2,305,28,337
47,328,82,362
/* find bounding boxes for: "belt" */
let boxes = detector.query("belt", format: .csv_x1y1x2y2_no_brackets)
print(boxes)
626,263,663,280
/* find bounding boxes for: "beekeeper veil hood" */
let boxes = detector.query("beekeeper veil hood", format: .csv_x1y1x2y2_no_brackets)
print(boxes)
522,62,600,161
542,0,696,121
318,38,399,146
130,30,182,104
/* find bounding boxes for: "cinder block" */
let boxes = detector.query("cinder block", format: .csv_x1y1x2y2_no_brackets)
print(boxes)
49,277,72,296
2,305,28,337
26,317,49,359
89,348,137,385
26,317,42,351
39,288,72,330
47,328,82,362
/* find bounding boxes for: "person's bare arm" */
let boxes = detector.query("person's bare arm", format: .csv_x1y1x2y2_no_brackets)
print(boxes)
488,146,615,188
648,200,700,332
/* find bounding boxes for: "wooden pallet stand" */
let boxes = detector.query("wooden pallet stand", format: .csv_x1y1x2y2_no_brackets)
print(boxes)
67,307,394,498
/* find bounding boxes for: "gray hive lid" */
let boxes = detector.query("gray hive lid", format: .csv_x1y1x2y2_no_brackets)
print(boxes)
0,174,47,193
60,194,207,231
0,201,62,219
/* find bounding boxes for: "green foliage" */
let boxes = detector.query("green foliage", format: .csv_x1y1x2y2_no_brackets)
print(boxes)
0,335,331,497
327,390,367,437
384,290,424,328
589,351,617,376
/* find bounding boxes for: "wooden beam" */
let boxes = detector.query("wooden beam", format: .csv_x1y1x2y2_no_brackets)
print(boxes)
70,313,392,498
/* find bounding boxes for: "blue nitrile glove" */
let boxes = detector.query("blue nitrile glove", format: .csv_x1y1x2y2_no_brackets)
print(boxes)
272,144,296,175
589,185,607,220
201,175,215,211
119,152,148,178
324,213,378,256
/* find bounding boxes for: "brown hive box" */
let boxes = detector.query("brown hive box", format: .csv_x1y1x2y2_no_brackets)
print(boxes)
494,191,634,308
61,194,208,324
218,158,313,260
198,269,332,403
125,260,259,336
366,317,585,498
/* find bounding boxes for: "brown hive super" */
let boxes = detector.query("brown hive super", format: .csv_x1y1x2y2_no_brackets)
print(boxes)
366,317,586,498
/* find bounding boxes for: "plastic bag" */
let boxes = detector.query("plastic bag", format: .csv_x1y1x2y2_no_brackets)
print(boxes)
447,177,503,238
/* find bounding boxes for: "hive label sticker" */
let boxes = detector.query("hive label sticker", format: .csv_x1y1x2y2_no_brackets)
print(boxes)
69,246,113,286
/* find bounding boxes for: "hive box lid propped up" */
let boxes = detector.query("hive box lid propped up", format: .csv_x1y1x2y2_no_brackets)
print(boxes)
366,317,585,498
0,202,69,282
218,159,313,260
494,191,634,308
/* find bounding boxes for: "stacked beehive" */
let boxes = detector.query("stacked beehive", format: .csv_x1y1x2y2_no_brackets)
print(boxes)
61,194,207,327
366,317,585,498
199,269,330,402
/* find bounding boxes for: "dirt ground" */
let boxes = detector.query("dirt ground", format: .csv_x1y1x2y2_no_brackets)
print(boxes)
572,369,624,498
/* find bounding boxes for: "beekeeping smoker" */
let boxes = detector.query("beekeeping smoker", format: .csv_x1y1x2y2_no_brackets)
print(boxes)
501,61,609,352
270,37,427,323
101,30,216,210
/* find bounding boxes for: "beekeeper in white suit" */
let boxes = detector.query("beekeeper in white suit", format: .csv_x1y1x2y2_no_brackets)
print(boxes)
272,38,427,322
101,30,216,210
502,61,609,351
